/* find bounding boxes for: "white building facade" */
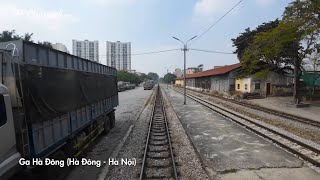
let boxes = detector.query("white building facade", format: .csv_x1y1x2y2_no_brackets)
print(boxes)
106,41,131,71
72,40,99,62
52,43,69,53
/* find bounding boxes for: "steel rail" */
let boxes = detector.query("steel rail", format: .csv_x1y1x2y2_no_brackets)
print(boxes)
140,86,178,179
173,88,320,167
161,88,179,180
178,87,320,128
139,87,157,180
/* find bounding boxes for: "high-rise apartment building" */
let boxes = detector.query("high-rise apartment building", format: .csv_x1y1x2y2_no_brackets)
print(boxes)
106,41,131,71
72,40,99,62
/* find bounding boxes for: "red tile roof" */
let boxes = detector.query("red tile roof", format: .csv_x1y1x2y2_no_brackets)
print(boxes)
176,63,241,80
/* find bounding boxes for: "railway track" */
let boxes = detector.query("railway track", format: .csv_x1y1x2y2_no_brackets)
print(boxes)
176,87,320,128
172,88,320,169
140,86,178,179
231,98,320,128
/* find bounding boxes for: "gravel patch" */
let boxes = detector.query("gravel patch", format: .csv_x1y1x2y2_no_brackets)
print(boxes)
145,168,171,177
146,158,171,167
105,89,156,180
161,87,210,180
66,87,153,180
106,86,209,180
149,145,168,152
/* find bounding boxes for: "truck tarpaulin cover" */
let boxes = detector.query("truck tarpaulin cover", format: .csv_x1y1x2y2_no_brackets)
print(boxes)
20,64,117,123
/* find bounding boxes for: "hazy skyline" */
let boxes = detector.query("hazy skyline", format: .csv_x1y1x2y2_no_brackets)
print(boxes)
0,0,294,76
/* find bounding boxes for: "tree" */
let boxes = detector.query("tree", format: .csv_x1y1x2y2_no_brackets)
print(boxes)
234,0,320,104
147,72,159,81
117,71,143,85
139,73,152,82
240,20,302,103
23,32,34,42
159,77,164,83
240,21,301,77
163,73,176,84
232,19,280,60
38,41,53,48
0,30,33,42
283,0,320,103
305,47,320,99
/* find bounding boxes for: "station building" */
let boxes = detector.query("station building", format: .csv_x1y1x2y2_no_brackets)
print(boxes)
235,71,293,97
175,63,295,97
175,63,241,93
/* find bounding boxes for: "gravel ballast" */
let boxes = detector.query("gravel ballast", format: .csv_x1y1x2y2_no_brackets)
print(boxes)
182,87,320,144
105,86,209,179
161,87,209,180
105,89,156,179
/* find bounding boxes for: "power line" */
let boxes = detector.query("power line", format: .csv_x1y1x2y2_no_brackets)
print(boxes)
131,48,180,55
189,48,234,54
189,0,244,46
98,48,180,57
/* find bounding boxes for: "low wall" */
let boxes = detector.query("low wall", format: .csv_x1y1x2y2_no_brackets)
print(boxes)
271,85,293,96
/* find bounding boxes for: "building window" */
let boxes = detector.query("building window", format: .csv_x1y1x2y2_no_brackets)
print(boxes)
237,84,240,90
0,95,7,127
255,83,260,90
245,84,248,90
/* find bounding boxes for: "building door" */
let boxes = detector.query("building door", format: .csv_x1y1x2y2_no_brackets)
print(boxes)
266,83,271,96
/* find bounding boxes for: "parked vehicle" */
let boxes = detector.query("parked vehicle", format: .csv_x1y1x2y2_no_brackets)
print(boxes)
123,82,132,90
117,81,126,92
144,80,155,90
129,83,136,89
0,40,119,179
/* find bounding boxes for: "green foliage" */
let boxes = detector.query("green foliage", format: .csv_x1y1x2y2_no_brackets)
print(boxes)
139,73,152,81
117,71,143,85
0,30,33,42
240,20,301,75
233,0,320,77
38,41,53,48
253,69,269,79
147,72,159,81
0,30,54,49
283,0,320,60
163,73,176,84
159,77,164,83
232,19,280,60
117,71,156,85
23,33,33,42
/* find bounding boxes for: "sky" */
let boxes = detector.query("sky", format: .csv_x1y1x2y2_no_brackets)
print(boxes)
0,0,294,77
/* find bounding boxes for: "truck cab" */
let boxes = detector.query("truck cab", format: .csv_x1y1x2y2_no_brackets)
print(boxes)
0,84,21,179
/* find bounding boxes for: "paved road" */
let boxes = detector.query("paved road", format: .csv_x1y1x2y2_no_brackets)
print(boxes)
66,86,153,180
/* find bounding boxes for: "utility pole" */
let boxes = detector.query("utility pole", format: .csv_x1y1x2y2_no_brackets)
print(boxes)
164,66,173,89
183,44,187,105
167,68,169,89
294,55,300,105
172,36,197,105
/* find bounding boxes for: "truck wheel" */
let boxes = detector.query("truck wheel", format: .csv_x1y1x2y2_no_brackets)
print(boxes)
108,111,115,128
103,115,111,134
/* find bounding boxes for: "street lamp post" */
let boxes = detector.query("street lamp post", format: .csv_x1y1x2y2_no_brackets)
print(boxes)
172,36,197,105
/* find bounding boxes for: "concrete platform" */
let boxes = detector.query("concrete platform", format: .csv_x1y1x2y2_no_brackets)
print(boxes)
248,97,320,122
163,87,320,179
219,167,320,180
